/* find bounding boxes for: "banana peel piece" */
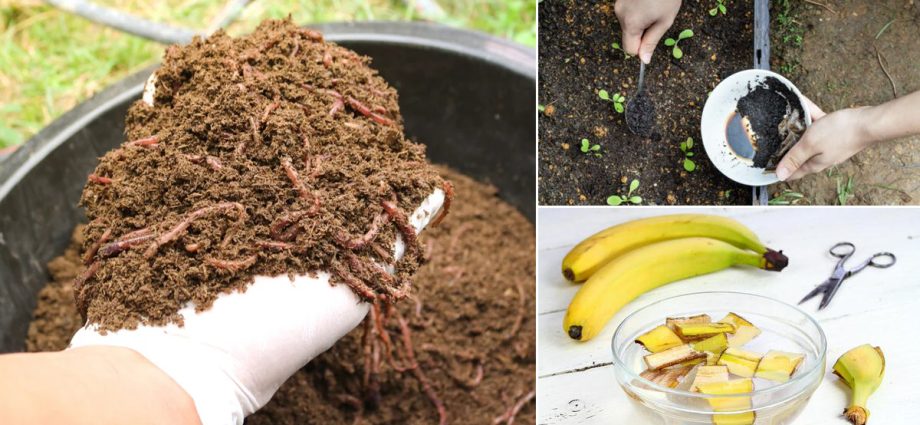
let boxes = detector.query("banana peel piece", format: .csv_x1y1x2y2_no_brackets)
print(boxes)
718,347,762,378
635,325,684,353
690,365,729,392
718,312,762,347
640,365,693,388
833,344,885,425
698,378,756,425
667,314,712,334
644,344,706,371
755,350,805,383
675,322,736,340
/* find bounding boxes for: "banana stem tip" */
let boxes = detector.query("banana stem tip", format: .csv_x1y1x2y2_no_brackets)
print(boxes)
764,249,789,271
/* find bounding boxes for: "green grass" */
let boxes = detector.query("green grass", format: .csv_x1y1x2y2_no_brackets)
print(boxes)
0,0,535,148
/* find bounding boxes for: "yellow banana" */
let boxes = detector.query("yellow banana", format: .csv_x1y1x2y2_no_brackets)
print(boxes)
833,345,885,425
561,214,787,282
564,237,786,342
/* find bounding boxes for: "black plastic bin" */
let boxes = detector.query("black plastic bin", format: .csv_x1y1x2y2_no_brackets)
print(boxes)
0,22,536,352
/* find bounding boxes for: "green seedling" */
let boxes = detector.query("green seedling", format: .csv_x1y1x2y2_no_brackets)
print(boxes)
837,175,855,205
599,90,626,113
580,138,602,157
607,179,642,206
664,29,694,59
768,190,806,206
709,0,727,16
611,41,632,59
538,104,545,112
679,137,696,172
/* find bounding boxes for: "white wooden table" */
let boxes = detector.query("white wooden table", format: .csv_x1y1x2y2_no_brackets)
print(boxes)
537,208,920,425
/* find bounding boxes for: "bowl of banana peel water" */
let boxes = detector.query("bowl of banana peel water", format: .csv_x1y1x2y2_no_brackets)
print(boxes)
611,292,826,425
701,70,811,187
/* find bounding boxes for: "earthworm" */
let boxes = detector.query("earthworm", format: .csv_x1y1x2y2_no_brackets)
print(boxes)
323,51,333,68
256,240,294,251
127,135,158,148
184,243,200,253
329,98,345,116
370,242,392,263
98,232,155,258
448,222,473,255
331,261,377,301
395,309,447,425
289,38,300,59
430,180,454,227
73,261,101,318
143,202,246,258
261,101,279,124
372,105,388,114
82,228,112,265
371,303,412,373
87,174,112,185
347,96,394,126
493,390,535,425
336,210,390,249
381,200,419,253
281,157,315,201
346,251,397,290
206,156,223,170
301,28,323,41
205,254,257,272
449,360,484,390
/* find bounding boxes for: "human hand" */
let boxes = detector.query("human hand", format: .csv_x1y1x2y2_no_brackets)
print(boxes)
68,189,446,425
775,97,874,181
614,0,682,63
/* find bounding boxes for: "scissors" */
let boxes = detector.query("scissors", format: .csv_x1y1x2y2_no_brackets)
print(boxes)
799,242,896,310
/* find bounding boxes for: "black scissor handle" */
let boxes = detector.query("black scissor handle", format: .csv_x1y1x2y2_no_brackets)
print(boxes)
867,252,896,268
829,242,855,258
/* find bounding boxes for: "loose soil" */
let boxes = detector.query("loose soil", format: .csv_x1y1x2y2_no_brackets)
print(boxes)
78,19,447,332
539,0,753,205
771,0,920,205
26,167,535,424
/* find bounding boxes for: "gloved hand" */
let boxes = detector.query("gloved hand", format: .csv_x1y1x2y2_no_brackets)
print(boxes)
69,188,445,425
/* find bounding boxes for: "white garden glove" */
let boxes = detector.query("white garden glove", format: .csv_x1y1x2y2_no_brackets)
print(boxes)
69,189,445,425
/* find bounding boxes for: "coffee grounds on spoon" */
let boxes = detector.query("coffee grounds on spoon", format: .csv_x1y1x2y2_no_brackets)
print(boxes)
77,19,449,332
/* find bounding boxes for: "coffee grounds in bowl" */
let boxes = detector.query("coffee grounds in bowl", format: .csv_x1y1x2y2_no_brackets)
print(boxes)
77,19,448,332
737,76,806,169
27,166,535,424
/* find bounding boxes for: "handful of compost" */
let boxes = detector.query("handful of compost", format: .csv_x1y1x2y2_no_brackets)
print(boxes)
69,20,451,425
735,76,808,170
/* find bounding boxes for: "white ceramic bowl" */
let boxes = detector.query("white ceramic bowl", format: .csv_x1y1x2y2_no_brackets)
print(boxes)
701,70,811,186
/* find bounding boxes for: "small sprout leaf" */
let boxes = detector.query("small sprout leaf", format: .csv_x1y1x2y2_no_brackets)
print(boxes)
580,139,590,152
684,158,696,172
686,152,694,157
719,4,727,13
538,104,545,112
680,142,687,152
630,196,642,204
679,29,694,39
591,144,601,151
614,102,624,113
598,90,610,100
629,179,640,193
709,8,718,16
607,196,624,206
673,46,683,59
612,42,620,49
664,38,677,46
686,137,694,149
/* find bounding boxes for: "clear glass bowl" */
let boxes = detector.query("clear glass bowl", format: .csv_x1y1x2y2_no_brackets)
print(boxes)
611,292,826,425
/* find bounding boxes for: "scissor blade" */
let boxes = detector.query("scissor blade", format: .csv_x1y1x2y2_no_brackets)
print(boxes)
798,285,825,305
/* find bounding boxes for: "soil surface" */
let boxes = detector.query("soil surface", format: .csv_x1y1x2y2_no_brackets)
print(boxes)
771,0,920,205
78,19,446,332
539,0,753,205
26,167,536,424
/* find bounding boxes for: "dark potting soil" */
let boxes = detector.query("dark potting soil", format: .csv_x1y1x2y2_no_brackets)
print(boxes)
26,167,536,424
539,0,753,205
625,89,659,140
737,76,806,169
77,20,448,332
